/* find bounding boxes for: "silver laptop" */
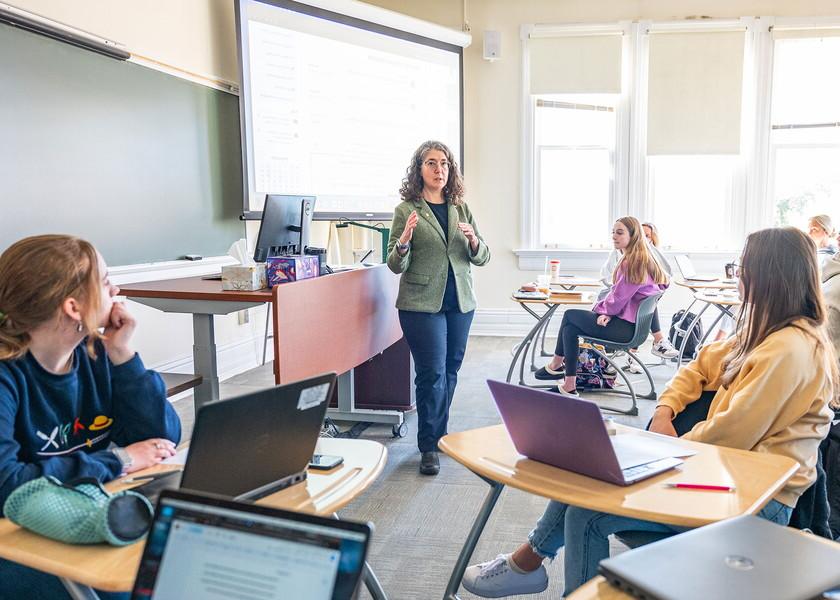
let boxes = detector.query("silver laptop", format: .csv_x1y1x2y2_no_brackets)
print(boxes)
675,254,719,282
488,380,684,485
599,515,840,600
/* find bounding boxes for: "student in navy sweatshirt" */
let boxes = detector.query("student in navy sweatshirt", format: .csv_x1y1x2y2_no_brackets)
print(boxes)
0,234,181,599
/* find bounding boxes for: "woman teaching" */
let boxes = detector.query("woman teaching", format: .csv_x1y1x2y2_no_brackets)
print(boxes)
387,140,490,475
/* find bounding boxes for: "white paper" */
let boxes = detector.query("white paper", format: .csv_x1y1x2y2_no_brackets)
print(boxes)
228,238,254,265
610,434,696,470
161,447,190,466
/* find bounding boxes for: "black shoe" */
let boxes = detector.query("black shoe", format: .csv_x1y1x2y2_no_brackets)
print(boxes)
534,365,564,380
420,451,440,475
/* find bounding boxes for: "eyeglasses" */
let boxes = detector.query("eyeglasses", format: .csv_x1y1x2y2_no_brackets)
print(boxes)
423,159,450,170
732,261,742,278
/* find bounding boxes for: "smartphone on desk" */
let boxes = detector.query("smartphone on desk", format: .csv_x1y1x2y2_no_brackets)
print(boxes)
309,454,344,470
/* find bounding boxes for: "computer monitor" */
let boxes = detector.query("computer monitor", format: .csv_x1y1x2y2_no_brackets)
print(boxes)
253,195,316,262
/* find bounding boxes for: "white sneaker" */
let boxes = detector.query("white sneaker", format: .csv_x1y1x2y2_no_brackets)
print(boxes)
624,356,644,374
462,554,548,598
651,339,679,359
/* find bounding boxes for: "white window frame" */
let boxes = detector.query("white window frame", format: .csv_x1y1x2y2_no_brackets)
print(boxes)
764,16,840,229
518,22,631,271
516,17,776,271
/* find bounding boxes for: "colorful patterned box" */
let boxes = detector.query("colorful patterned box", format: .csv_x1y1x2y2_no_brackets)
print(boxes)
265,255,320,287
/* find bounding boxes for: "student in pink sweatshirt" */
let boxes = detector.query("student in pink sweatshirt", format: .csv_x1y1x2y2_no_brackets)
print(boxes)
534,216,669,394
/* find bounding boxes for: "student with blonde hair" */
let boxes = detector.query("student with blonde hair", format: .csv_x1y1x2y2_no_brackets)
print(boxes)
808,214,838,268
464,227,836,598
0,234,181,599
535,217,669,393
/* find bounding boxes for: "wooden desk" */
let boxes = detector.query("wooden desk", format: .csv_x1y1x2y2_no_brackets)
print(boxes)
673,278,738,291
568,576,630,599
438,424,797,600
121,266,411,427
0,438,386,596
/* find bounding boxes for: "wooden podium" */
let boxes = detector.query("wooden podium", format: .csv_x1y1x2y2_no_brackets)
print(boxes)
271,265,414,431
121,265,415,427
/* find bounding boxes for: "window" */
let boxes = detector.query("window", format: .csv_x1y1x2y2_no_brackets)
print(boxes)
534,96,617,248
647,155,741,250
770,35,840,228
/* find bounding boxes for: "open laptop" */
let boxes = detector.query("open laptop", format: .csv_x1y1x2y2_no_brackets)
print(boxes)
131,489,370,600
674,254,719,282
599,515,840,600
136,373,336,502
488,380,685,485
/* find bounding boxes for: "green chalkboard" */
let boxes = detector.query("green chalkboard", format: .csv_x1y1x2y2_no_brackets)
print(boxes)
0,25,244,266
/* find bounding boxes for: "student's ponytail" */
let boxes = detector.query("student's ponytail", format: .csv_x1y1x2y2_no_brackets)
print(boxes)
0,235,102,361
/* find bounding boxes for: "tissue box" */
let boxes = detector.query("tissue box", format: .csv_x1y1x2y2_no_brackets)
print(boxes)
221,264,267,291
266,255,319,287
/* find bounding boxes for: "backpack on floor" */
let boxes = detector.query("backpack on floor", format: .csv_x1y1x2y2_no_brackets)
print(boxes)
668,310,703,360
575,343,617,390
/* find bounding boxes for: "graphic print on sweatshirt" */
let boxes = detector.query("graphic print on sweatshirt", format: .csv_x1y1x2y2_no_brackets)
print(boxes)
35,414,113,456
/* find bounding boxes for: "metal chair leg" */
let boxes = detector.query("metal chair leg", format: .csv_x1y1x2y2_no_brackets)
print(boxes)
589,347,638,416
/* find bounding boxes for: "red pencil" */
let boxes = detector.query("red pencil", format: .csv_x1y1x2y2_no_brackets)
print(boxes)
664,483,735,492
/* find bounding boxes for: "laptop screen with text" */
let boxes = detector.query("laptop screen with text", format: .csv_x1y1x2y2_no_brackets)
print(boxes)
132,492,369,600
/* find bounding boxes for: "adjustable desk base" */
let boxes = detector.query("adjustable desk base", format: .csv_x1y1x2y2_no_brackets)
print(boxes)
327,369,407,427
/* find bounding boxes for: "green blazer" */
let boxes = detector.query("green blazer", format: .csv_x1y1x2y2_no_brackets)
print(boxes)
386,198,490,313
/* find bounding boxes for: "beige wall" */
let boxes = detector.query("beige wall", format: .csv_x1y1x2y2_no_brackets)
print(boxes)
8,0,239,84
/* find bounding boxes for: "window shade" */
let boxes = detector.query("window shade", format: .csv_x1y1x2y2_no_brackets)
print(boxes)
528,34,622,95
647,31,745,155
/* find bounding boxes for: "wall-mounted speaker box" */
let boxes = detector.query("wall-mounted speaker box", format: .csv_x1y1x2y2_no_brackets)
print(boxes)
483,30,501,61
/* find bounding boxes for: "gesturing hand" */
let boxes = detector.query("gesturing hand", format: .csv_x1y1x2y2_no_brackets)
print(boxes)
103,302,136,365
457,222,479,252
400,211,419,245
596,315,611,327
122,438,177,474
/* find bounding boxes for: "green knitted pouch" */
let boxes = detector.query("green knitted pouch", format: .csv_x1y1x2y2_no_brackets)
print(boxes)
3,476,153,546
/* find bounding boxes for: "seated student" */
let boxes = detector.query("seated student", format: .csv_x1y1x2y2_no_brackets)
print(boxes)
808,214,838,268
823,250,840,361
596,224,677,372
535,217,669,392
0,235,181,599
463,227,836,598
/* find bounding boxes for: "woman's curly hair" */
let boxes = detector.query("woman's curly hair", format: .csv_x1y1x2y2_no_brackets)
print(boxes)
399,140,464,206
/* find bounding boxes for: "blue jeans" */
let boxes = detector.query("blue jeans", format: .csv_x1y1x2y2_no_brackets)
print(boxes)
0,558,129,599
527,499,793,596
399,308,474,452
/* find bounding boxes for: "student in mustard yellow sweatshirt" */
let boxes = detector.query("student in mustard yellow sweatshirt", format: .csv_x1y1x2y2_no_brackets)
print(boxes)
462,227,838,599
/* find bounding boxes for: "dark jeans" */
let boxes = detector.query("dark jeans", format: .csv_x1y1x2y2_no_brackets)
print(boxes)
0,559,128,600
553,309,635,377
651,308,661,335
399,308,474,453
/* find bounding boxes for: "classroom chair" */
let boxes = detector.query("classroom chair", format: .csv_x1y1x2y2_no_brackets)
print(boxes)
580,292,663,416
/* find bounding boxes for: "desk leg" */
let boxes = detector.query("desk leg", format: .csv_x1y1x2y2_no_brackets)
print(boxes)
443,477,505,600
60,579,99,600
333,512,388,600
676,303,709,367
192,313,219,411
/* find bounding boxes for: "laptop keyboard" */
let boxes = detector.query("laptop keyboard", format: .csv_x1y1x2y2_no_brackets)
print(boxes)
622,463,655,478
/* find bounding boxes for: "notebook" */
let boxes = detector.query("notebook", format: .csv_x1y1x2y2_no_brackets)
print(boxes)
599,515,840,600
131,489,370,600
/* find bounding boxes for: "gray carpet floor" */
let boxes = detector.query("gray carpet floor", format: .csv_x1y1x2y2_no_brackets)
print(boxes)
171,336,676,599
